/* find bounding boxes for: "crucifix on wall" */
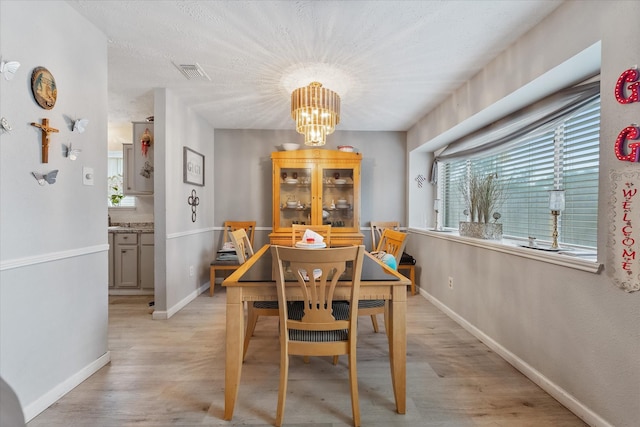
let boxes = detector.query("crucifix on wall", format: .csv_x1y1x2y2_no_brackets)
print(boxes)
30,118,59,163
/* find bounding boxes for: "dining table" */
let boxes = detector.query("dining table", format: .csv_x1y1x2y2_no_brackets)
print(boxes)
222,243,410,420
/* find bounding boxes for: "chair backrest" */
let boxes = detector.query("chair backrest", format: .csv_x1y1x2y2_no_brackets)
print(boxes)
229,228,254,264
376,228,408,264
291,224,331,247
271,245,365,332
223,221,256,246
370,221,400,252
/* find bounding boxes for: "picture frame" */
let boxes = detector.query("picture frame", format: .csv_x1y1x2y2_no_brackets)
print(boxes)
183,147,205,186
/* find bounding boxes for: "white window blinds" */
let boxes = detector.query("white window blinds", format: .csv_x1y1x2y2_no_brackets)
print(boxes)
442,97,600,248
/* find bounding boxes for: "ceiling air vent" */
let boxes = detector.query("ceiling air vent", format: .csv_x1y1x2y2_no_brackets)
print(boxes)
173,62,211,81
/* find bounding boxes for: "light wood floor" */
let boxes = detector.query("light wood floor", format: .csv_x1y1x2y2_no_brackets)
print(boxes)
27,288,586,426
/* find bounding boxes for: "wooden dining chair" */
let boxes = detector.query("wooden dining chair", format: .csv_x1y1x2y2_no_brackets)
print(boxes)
370,221,416,295
271,244,365,427
291,224,331,247
359,228,408,333
209,221,256,296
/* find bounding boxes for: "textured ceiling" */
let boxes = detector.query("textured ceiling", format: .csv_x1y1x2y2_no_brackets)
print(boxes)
66,0,563,133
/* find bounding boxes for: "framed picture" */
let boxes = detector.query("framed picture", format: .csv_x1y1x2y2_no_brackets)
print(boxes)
183,147,205,186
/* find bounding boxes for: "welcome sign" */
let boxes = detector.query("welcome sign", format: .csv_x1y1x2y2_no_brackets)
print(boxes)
609,170,640,292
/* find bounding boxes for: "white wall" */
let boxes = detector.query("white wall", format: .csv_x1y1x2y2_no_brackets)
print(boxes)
152,88,216,318
0,0,109,421
406,2,639,426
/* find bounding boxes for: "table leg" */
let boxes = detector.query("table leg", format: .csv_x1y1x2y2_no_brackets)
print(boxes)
388,285,407,414
224,287,244,420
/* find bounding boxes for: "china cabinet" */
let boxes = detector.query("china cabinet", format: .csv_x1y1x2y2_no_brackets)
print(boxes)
269,149,363,246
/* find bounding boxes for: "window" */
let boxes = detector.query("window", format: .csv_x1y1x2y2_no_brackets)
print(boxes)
108,151,135,208
442,97,600,248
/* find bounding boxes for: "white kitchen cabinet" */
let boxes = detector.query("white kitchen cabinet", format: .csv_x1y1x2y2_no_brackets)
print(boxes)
140,233,154,290
123,122,154,195
114,233,138,288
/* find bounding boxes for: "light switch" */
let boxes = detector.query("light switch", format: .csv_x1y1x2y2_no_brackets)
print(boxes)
83,166,94,186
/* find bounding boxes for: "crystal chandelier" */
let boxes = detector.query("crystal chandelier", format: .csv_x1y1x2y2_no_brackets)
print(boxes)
291,81,340,146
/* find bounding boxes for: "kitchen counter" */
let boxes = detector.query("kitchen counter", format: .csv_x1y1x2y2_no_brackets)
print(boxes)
108,222,154,233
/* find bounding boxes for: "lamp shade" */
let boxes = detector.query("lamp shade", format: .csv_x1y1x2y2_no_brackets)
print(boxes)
291,81,340,146
548,189,565,211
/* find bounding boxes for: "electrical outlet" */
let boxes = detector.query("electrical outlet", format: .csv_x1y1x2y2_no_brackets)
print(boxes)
189,265,194,277
448,276,453,289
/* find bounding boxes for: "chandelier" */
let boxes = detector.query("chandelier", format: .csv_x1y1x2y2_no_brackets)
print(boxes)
291,81,340,146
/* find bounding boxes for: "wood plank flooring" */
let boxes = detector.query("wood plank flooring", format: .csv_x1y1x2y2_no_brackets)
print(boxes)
27,289,587,426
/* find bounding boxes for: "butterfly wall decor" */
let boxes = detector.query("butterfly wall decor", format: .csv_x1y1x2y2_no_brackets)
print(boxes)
0,58,20,81
72,118,89,133
32,170,59,186
62,142,81,160
0,117,12,133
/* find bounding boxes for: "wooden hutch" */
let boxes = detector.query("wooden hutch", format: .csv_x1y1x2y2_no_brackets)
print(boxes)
269,149,364,246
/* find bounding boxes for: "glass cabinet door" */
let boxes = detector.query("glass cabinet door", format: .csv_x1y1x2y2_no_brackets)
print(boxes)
320,166,358,231
277,166,313,228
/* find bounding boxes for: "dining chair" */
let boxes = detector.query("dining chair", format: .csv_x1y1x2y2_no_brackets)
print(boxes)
209,221,256,296
291,224,332,247
370,221,416,295
359,228,408,333
271,244,365,427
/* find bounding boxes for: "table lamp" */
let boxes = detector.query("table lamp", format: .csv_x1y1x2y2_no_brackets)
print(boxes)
433,198,442,231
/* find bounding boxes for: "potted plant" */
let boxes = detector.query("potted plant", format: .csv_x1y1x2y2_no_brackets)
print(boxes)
108,175,124,206
458,171,506,240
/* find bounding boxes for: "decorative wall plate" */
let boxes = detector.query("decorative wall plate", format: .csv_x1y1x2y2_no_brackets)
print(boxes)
31,67,57,109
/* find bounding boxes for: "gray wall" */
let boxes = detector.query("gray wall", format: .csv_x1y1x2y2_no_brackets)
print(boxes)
406,2,639,427
213,129,407,250
0,0,109,420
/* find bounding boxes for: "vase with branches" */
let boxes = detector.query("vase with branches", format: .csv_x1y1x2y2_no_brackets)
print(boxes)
458,171,507,239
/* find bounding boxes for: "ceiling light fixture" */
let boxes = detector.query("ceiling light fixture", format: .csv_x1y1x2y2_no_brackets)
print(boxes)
291,81,340,147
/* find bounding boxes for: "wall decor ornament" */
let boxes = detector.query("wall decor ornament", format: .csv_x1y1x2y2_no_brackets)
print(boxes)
614,67,639,104
608,170,640,292
0,57,20,80
30,118,59,163
31,67,57,109
187,189,200,222
32,169,58,186
614,125,640,162
62,142,81,160
0,117,12,133
140,128,153,156
183,147,204,186
72,118,89,133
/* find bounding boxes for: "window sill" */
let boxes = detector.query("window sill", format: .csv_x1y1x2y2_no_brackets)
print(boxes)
409,227,602,274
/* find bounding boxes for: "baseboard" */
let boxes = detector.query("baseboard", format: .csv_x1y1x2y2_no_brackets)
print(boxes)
420,288,612,427
23,351,111,422
151,286,203,320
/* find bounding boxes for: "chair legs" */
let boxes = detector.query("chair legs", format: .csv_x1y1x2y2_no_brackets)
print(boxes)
369,314,379,333
348,351,361,427
243,304,260,361
275,353,289,427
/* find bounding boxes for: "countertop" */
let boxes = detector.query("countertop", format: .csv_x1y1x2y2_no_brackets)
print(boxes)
108,222,154,233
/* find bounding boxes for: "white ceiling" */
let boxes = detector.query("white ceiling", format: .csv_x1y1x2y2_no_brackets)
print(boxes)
67,0,563,133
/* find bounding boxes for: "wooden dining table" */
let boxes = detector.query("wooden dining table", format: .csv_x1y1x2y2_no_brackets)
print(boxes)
222,244,410,420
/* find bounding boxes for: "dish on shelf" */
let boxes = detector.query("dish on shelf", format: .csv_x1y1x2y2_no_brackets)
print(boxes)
286,201,298,208
337,145,354,152
285,178,298,184
337,199,347,204
336,204,349,209
322,210,330,219
281,143,301,151
334,179,347,184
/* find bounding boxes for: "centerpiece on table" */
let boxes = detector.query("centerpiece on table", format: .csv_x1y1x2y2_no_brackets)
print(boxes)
458,171,506,240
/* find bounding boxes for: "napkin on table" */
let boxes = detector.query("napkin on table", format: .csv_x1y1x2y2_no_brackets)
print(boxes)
301,229,324,243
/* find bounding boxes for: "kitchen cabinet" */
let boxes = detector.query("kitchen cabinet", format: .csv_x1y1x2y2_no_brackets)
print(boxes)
108,233,114,288
114,233,138,288
123,122,154,195
140,233,154,290
269,149,363,246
